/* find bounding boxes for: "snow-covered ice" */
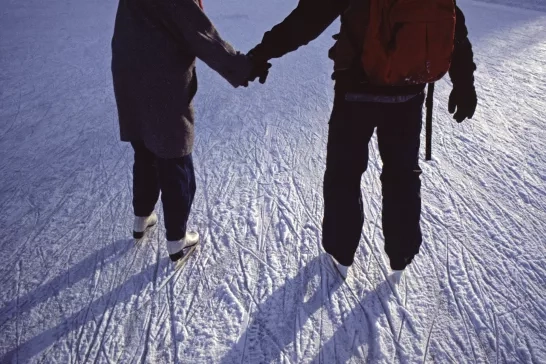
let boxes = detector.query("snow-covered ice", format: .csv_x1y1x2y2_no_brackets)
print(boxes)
1,0,545,362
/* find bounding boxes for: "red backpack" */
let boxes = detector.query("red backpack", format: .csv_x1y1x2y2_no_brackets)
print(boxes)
361,0,456,86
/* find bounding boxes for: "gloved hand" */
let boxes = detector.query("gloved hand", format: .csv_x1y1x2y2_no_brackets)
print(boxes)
448,84,477,123
246,49,272,85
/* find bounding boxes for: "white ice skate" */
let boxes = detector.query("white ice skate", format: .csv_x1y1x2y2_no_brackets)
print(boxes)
388,270,406,301
389,270,404,285
328,254,350,280
133,212,158,239
167,231,200,262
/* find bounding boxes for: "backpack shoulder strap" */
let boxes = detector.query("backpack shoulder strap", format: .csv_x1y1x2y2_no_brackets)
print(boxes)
425,83,435,161
339,0,370,78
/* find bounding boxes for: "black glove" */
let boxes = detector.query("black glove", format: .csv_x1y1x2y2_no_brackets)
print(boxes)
246,49,272,85
448,84,477,123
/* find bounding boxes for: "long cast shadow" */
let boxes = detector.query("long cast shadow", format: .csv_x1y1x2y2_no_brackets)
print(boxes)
220,254,343,364
312,277,406,363
0,247,180,363
0,238,133,327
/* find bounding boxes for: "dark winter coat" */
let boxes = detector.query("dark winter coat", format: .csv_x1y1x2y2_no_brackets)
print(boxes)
111,0,251,159
250,0,476,95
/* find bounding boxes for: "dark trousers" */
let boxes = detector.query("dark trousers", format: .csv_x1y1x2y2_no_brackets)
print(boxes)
322,92,425,266
131,141,196,241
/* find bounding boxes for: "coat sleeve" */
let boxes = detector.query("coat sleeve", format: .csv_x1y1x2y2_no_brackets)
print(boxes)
449,5,477,87
251,0,349,61
143,0,251,87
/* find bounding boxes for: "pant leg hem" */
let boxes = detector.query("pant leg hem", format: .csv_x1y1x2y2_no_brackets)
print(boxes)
322,243,355,267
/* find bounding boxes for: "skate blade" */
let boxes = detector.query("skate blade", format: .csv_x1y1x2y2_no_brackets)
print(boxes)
174,243,199,270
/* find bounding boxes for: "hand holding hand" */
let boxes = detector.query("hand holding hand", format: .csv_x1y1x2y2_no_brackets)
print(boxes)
246,48,271,85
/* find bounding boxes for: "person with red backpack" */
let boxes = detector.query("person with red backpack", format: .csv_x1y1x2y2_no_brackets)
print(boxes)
247,0,478,279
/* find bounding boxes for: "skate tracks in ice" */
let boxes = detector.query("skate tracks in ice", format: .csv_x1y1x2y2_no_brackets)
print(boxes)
0,0,545,362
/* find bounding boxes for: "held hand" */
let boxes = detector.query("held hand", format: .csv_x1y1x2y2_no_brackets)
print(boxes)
448,85,477,123
223,52,256,88
246,49,271,85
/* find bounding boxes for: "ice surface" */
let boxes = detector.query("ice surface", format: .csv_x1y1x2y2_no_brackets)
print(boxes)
1,0,545,362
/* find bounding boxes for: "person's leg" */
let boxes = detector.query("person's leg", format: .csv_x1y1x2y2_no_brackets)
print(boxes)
376,93,425,270
131,141,160,217
322,95,377,267
155,153,196,243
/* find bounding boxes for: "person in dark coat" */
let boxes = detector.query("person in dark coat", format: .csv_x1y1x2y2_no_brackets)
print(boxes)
247,0,478,278
111,0,253,261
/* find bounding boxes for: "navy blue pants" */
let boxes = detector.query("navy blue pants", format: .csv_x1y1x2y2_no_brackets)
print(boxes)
322,92,425,267
131,141,196,241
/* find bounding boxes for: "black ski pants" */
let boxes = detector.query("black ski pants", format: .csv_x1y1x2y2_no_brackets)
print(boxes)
131,141,196,241
322,92,425,267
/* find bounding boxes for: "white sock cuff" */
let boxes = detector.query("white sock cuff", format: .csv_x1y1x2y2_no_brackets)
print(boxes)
166,239,185,255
